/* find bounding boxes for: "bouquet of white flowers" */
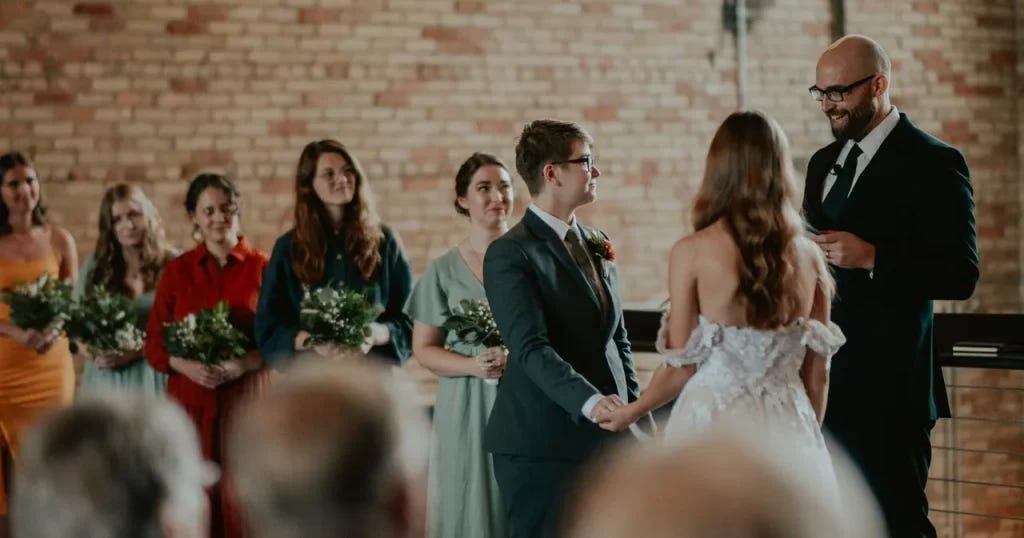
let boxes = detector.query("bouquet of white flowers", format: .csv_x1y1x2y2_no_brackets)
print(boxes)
65,287,144,357
1,272,74,331
163,301,247,365
443,299,505,385
299,283,383,354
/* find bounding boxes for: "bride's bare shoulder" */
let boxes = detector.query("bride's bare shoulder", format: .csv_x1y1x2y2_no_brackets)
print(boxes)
669,220,731,268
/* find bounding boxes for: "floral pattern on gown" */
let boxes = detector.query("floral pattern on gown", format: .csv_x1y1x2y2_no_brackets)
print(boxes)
658,312,846,496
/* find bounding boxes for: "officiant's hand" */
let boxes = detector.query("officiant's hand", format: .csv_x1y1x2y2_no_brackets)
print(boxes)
812,231,876,271
473,346,506,379
597,402,639,432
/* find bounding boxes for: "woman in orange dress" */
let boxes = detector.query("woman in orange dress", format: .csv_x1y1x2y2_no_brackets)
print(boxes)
0,152,78,527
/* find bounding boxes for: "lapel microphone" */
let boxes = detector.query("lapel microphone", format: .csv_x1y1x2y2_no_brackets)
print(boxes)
831,164,843,175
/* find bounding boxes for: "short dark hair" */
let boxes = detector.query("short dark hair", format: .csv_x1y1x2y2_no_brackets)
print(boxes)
184,173,240,215
453,152,509,216
514,120,592,196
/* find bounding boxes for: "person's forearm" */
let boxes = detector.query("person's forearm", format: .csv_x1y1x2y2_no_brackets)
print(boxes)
801,358,829,425
804,379,828,425
635,364,694,415
413,344,477,378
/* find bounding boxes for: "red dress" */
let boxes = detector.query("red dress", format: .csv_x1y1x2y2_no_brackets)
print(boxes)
146,238,270,538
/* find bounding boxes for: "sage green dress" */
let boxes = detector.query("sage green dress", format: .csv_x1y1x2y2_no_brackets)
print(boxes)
74,256,167,397
405,247,507,538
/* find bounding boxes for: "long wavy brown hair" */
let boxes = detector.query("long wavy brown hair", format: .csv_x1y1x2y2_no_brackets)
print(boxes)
88,184,176,297
692,111,822,329
291,140,383,284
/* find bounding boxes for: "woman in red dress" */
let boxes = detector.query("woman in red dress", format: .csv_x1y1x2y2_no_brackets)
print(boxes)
145,173,269,538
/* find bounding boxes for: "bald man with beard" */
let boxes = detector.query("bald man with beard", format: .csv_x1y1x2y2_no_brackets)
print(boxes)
803,35,978,537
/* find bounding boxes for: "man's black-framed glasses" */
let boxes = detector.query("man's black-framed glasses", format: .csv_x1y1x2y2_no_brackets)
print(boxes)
808,74,876,102
551,155,595,172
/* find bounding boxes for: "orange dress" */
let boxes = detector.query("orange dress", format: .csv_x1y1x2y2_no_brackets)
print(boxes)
0,257,75,515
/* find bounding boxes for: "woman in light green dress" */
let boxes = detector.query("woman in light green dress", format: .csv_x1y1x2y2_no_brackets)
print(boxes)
405,153,514,538
75,184,177,397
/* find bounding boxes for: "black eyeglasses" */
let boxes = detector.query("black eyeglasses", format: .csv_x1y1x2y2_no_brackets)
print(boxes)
550,155,595,172
808,74,876,102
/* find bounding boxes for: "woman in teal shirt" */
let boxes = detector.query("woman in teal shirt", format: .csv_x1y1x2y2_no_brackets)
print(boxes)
256,139,413,366
75,184,177,396
405,152,513,538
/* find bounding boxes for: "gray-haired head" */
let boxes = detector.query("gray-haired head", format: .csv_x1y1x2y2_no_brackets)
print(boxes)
12,394,214,538
228,359,430,538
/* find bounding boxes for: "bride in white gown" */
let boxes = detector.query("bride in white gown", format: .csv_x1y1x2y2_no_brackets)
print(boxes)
597,110,845,491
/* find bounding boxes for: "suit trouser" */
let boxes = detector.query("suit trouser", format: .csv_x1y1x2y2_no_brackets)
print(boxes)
826,416,937,538
492,453,582,538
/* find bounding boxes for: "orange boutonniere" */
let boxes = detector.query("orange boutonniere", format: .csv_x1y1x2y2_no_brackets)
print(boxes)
585,230,616,262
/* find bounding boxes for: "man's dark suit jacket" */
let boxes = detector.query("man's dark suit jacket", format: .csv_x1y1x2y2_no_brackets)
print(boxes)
482,209,642,460
803,113,979,425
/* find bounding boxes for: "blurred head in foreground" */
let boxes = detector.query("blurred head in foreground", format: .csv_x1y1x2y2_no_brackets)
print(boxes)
12,394,214,538
228,359,430,538
564,428,884,538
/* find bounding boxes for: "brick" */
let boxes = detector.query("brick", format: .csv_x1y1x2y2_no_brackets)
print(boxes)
33,90,74,105
10,46,48,62
298,8,340,24
268,120,306,136
170,78,208,93
166,20,206,35
55,107,94,121
73,3,114,17
188,5,229,22
374,91,410,107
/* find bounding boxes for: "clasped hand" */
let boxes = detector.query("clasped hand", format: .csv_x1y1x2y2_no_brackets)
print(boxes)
591,395,637,432
92,350,141,369
171,351,258,389
473,346,506,379
16,326,61,355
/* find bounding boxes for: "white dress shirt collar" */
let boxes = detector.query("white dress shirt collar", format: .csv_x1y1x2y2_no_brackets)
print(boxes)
529,204,577,240
846,105,899,163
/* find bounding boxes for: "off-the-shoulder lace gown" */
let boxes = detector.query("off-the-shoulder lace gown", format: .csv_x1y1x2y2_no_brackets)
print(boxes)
659,314,846,489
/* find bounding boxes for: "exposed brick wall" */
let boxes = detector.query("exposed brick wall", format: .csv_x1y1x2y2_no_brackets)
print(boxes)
0,0,1014,311
2,1,1021,535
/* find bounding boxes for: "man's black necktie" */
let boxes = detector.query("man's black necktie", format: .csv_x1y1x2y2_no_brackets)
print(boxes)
822,143,863,223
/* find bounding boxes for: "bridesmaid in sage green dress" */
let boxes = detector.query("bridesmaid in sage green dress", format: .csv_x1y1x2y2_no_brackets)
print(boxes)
75,184,177,397
406,152,513,538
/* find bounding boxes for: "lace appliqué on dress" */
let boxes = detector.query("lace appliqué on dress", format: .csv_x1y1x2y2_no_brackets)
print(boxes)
655,309,719,368
797,319,846,370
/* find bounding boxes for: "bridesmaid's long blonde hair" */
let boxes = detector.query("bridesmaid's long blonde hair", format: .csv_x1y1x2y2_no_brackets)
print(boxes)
692,111,824,328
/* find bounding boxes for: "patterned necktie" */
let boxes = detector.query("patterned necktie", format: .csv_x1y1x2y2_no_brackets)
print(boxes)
822,143,863,223
564,228,609,316
565,227,627,400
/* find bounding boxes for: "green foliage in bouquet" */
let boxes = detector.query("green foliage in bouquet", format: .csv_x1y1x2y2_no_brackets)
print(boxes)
65,287,144,355
1,272,74,331
442,299,503,349
163,301,247,365
299,283,383,348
